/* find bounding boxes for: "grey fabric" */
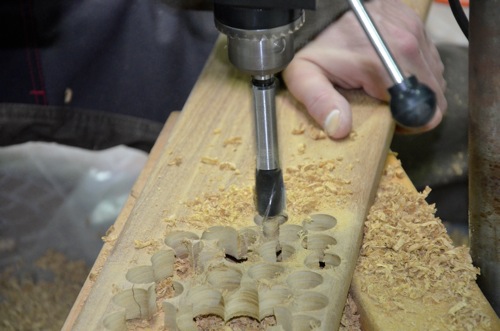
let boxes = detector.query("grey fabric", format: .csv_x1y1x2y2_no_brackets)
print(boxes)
0,103,163,152
0,0,349,150
0,0,219,123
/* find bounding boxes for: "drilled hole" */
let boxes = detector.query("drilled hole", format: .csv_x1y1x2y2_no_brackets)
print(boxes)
225,254,248,263
305,253,341,270
301,233,336,250
303,214,337,231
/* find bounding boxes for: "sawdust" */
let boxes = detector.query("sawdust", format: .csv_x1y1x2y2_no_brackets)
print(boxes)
291,123,306,135
182,185,255,228
201,156,220,165
167,156,183,166
174,257,194,280
223,137,242,147
134,239,155,249
219,162,237,171
181,159,352,229
227,316,277,330
339,293,362,331
194,315,277,331
0,250,89,331
284,160,352,216
102,224,117,243
297,143,306,155
356,159,491,330
195,315,225,330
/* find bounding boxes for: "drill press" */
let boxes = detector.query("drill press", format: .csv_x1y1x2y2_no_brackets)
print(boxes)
213,0,317,225
213,0,437,237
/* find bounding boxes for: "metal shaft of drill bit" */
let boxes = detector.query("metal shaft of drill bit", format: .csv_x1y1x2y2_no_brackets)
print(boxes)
252,75,285,218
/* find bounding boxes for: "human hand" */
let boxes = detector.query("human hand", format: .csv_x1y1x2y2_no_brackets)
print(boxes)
283,0,447,139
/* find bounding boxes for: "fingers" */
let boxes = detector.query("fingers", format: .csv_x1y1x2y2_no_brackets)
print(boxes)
367,0,448,114
283,0,448,138
283,59,352,139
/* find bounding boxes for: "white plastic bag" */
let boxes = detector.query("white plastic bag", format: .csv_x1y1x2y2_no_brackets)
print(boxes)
0,142,147,270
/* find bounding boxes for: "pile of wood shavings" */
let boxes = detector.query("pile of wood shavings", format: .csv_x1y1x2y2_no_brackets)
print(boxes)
284,159,352,216
182,185,255,228
181,159,351,229
0,250,89,331
356,161,491,330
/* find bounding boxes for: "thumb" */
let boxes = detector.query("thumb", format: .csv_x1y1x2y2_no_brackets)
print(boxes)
283,60,352,139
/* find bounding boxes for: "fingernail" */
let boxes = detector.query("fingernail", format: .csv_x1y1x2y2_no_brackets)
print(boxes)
324,109,341,137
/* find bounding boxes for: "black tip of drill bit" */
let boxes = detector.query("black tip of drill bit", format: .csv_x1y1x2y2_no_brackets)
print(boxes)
255,168,285,217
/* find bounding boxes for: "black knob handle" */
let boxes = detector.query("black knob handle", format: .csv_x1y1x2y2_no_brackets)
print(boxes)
388,76,437,129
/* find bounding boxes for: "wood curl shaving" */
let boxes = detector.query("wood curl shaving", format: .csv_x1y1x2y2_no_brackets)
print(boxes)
223,136,242,147
201,156,220,165
167,157,183,166
219,162,237,171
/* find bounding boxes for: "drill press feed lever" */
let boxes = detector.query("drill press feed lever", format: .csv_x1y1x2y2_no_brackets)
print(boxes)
347,0,437,128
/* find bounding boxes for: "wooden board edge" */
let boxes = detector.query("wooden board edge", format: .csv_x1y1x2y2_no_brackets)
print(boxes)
62,111,180,330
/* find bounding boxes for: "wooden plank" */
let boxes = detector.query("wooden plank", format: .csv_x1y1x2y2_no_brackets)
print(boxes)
352,154,500,331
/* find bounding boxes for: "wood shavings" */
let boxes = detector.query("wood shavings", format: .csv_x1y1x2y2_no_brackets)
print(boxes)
89,272,98,282
292,122,328,140
174,257,194,280
102,225,117,243
195,315,226,330
201,156,220,165
133,240,162,255
219,162,237,171
223,137,242,147
155,278,176,305
0,250,89,331
227,316,277,330
356,160,491,330
183,185,255,228
196,315,277,331
291,123,305,135
307,125,328,140
181,159,352,229
134,239,154,249
339,293,361,331
167,157,183,166
285,159,352,216
297,143,306,155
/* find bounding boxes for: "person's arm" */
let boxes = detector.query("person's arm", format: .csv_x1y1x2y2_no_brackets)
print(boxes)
284,0,447,139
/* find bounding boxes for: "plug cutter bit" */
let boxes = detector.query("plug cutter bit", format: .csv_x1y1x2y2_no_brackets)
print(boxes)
213,0,316,218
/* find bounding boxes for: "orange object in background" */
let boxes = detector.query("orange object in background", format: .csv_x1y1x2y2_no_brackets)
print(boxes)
435,0,469,6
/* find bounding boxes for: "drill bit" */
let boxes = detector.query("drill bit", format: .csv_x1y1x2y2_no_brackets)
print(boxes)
252,75,286,219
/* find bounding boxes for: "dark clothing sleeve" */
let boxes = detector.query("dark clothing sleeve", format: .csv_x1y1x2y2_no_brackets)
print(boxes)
0,0,348,150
